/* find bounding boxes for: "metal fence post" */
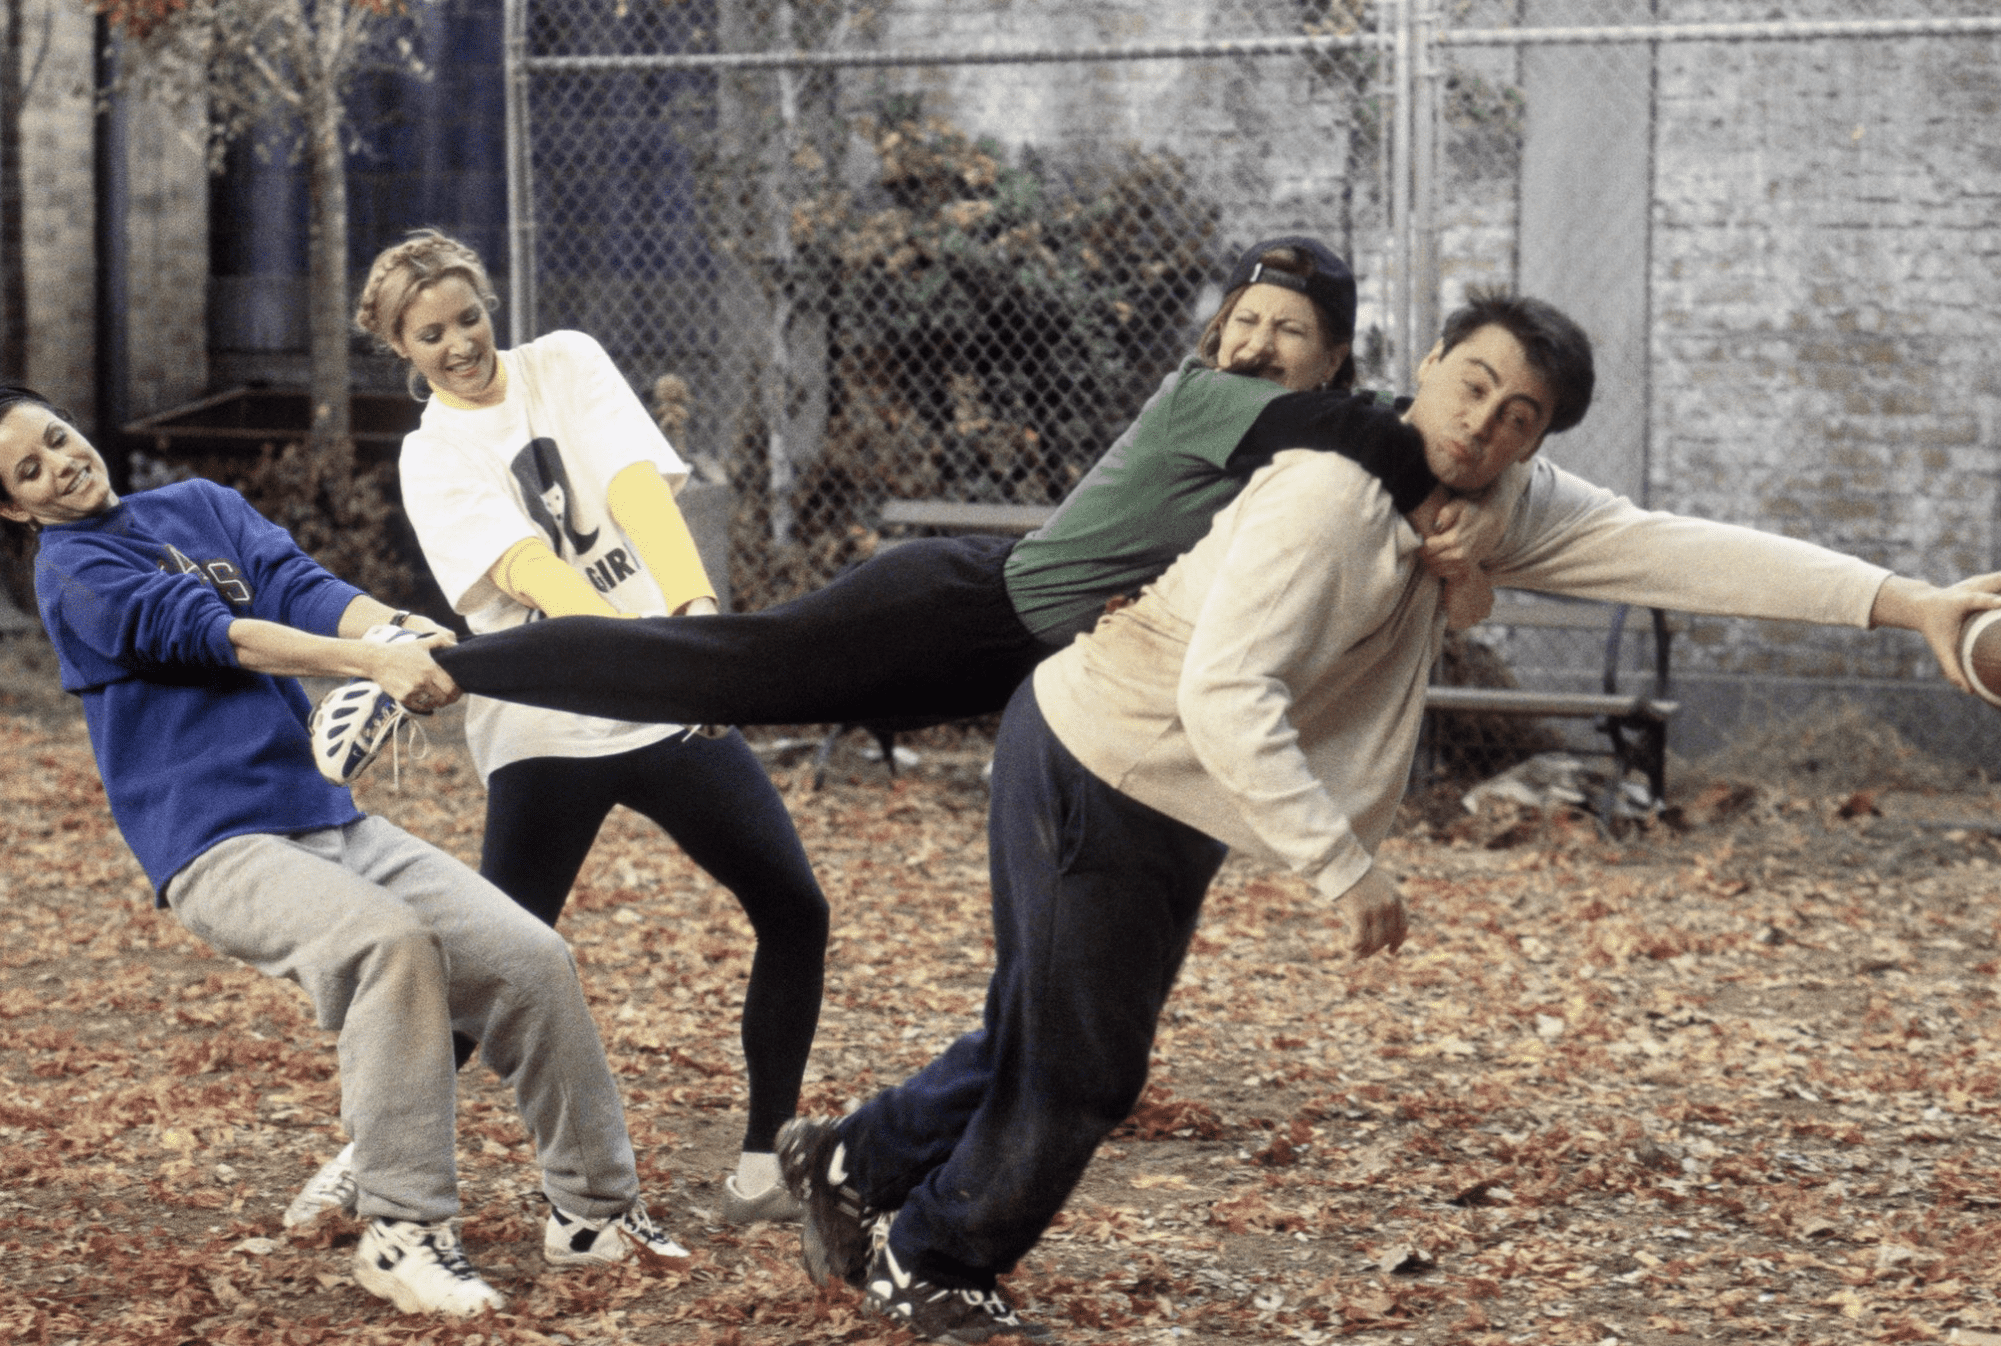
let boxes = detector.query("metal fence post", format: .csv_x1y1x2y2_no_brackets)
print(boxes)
1412,0,1441,364
1387,0,1414,389
502,0,535,347
763,0,800,548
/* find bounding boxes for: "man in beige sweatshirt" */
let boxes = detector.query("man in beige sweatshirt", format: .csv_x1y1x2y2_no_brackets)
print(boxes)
779,291,2000,1344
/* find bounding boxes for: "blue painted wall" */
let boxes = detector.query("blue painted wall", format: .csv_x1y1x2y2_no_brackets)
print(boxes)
207,1,509,360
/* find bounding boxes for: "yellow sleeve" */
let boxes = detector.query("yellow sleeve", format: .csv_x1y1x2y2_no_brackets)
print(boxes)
489,537,622,618
606,461,717,614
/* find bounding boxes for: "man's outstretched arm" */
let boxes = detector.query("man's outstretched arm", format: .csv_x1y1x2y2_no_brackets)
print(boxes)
1868,572,2001,696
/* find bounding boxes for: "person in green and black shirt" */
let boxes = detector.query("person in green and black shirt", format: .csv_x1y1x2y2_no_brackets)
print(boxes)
433,235,1508,727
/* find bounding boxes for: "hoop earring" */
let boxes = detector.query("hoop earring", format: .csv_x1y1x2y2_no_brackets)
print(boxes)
405,366,431,403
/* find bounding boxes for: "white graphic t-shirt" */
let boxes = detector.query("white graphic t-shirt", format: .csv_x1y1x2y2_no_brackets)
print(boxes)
399,330,691,781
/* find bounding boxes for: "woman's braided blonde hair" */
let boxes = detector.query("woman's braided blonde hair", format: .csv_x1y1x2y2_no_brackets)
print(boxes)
354,228,500,366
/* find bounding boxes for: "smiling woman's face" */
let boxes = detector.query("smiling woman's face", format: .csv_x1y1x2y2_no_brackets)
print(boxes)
0,403,117,526
393,274,502,406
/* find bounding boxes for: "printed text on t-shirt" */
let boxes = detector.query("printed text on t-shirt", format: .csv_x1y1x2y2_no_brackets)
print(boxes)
158,543,252,608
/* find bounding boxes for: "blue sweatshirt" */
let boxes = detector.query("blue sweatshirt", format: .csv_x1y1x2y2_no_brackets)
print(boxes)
33,479,365,899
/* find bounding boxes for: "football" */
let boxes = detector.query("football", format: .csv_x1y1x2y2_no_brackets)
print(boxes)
1959,609,2001,708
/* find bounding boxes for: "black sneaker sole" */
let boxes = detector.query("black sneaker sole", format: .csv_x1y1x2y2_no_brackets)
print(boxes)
777,1117,876,1288
860,1267,1055,1342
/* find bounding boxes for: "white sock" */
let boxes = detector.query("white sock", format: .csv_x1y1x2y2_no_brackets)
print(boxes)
736,1149,782,1195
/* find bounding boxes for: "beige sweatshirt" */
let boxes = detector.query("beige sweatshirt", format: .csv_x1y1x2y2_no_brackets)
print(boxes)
1033,449,1891,902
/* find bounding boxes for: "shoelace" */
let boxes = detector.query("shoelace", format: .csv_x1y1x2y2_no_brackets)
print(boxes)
620,1202,666,1242
384,714,430,790
419,1226,483,1281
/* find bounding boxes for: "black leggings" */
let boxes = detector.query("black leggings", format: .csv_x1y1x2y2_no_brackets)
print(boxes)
436,535,1060,728
481,729,828,1154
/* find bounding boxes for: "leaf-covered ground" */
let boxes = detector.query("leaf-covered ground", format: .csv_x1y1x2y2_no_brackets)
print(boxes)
5,655,2001,1345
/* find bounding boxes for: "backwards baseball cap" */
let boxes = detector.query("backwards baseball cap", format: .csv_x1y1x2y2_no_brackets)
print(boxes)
1225,236,1357,341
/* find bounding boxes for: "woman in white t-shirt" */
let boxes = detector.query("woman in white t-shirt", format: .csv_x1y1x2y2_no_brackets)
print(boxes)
356,230,827,1225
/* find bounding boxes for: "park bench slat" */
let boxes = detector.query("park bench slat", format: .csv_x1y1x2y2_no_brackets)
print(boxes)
1483,601,1686,633
878,500,1055,534
1424,686,1679,721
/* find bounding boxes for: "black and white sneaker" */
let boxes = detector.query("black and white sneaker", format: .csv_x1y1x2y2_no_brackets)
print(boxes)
544,1198,689,1265
283,1141,357,1228
309,624,422,785
353,1217,504,1317
777,1116,883,1288
862,1218,1052,1343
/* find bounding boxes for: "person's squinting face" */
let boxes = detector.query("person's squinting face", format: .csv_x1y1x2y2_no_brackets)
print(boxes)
1215,283,1348,393
0,404,117,526
394,275,501,406
1403,323,1554,493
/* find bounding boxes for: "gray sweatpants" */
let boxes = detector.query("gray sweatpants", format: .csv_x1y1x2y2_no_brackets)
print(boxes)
167,814,639,1224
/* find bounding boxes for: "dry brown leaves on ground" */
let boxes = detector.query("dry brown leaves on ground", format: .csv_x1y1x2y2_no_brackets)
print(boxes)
5,699,2001,1345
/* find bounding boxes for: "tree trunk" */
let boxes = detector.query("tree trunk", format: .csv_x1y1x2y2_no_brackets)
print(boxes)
0,0,26,383
302,62,350,465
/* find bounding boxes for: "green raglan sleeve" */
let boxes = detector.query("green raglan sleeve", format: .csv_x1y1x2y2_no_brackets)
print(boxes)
1004,360,1292,642
1159,360,1291,470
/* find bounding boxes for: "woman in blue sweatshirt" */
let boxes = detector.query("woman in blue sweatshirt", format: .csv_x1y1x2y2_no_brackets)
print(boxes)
0,387,685,1319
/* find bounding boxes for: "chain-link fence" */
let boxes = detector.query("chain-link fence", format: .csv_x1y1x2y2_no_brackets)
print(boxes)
507,0,1396,609
508,0,2001,790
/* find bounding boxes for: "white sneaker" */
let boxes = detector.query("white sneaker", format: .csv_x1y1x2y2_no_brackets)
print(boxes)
283,1141,357,1228
309,625,423,785
720,1172,804,1224
544,1199,689,1265
353,1217,504,1317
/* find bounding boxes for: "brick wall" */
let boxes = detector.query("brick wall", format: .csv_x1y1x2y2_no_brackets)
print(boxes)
20,3,96,421
1648,0,2001,695
836,0,1525,375
846,0,1405,358
123,89,208,420
15,13,208,432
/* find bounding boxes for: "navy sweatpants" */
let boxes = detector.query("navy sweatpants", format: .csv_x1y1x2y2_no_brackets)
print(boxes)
436,535,1058,728
836,680,1229,1288
481,729,829,1153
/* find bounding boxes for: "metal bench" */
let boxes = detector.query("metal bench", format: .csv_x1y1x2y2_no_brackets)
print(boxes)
1423,598,1681,807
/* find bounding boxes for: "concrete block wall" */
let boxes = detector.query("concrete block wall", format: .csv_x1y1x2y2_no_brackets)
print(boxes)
14,14,209,434
1647,1,2001,698
21,3,97,422
123,88,209,420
